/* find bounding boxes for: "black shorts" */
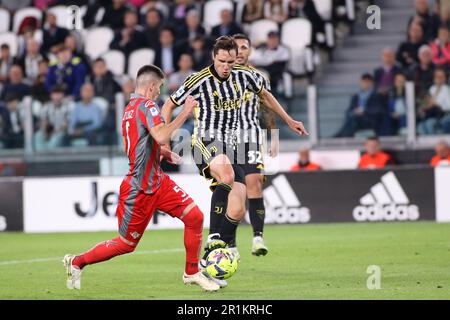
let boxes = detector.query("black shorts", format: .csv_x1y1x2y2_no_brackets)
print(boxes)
237,142,265,176
191,137,245,191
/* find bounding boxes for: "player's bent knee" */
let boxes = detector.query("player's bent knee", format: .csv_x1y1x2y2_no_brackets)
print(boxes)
117,236,137,254
181,204,203,227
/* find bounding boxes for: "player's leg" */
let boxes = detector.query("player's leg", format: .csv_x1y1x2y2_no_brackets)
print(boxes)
63,182,155,289
220,180,247,246
157,177,220,291
245,173,268,256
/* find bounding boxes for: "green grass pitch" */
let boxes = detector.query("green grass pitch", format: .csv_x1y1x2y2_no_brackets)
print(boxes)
0,222,449,299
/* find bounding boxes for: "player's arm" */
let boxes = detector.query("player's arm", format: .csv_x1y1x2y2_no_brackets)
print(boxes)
161,97,178,126
149,96,197,145
258,88,309,136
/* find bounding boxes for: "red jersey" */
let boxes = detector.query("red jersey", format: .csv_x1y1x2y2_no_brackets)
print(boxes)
430,155,450,167
358,151,392,169
122,93,165,194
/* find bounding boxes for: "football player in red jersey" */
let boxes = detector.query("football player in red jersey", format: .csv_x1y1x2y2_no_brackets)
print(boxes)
63,65,220,292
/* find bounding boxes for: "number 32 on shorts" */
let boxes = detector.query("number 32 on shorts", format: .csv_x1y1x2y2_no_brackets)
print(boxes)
248,151,262,164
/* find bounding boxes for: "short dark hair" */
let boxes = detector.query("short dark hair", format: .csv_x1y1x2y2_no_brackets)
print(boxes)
213,36,238,56
361,73,374,81
233,33,251,46
1,44,9,50
367,136,379,142
136,64,165,80
94,57,106,64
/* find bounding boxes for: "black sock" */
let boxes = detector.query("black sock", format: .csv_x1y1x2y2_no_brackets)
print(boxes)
221,214,240,245
209,182,232,235
249,198,265,237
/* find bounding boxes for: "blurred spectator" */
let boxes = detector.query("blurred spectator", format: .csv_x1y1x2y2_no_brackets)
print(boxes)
264,0,288,24
64,34,91,74
334,74,389,137
140,0,169,19
0,44,14,84
41,12,69,54
17,27,39,59
0,65,31,101
187,35,211,71
373,47,401,94
290,148,321,171
30,59,50,103
176,10,205,45
168,0,197,26
397,23,426,69
110,10,146,57
387,72,407,135
121,77,135,100
90,58,121,104
143,8,163,49
358,137,393,169
409,44,435,100
430,140,450,166
242,0,265,24
167,53,194,93
250,31,289,94
211,9,243,38
45,46,87,99
287,0,325,41
0,0,32,13
15,39,47,83
100,0,131,30
66,83,104,146
430,26,450,67
34,86,72,150
0,94,25,149
154,27,183,76
418,67,450,134
408,0,439,42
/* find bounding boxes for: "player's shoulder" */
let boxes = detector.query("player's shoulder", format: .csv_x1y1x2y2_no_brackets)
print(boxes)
233,64,259,77
183,67,211,89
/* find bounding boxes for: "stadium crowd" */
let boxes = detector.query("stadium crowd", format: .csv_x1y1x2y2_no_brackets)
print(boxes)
0,0,339,150
335,0,450,137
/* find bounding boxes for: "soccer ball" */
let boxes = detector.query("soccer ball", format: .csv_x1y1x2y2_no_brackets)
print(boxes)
205,248,238,280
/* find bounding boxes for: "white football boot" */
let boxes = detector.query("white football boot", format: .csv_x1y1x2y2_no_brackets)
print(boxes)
228,246,241,263
63,254,82,290
252,236,268,256
183,271,220,292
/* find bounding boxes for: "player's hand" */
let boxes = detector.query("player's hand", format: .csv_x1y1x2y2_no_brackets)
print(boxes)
288,119,309,136
160,145,182,165
269,139,279,158
183,96,198,116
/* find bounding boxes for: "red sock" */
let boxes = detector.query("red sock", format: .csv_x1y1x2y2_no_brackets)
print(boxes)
72,237,135,270
182,206,203,275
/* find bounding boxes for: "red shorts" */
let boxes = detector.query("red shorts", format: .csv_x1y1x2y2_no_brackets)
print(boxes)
116,175,195,243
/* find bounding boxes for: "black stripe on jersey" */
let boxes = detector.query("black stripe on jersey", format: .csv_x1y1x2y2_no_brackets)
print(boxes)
185,68,209,88
215,73,228,142
223,73,238,143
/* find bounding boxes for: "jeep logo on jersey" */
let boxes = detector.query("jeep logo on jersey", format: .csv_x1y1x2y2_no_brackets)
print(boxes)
353,171,420,222
258,174,311,224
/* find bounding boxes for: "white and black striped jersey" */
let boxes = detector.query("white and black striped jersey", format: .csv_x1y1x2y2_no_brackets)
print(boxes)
170,65,264,145
238,66,271,145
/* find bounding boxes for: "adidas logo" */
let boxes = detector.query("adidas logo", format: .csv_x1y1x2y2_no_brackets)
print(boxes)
353,172,420,222
257,174,310,224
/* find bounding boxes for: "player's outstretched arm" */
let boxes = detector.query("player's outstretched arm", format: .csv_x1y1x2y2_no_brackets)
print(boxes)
150,96,197,145
161,98,177,124
259,88,309,136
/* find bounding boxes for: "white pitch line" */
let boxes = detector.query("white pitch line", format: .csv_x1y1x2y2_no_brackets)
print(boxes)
0,248,184,266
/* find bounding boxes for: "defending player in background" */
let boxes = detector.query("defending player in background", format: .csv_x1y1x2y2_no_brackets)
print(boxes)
230,33,278,258
63,65,221,292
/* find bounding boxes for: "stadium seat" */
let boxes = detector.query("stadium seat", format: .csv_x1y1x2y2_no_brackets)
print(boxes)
0,32,19,57
83,27,114,60
13,7,43,33
0,8,11,32
47,5,84,30
102,50,126,77
249,19,279,46
202,0,234,33
127,48,155,78
312,0,335,48
281,18,314,76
